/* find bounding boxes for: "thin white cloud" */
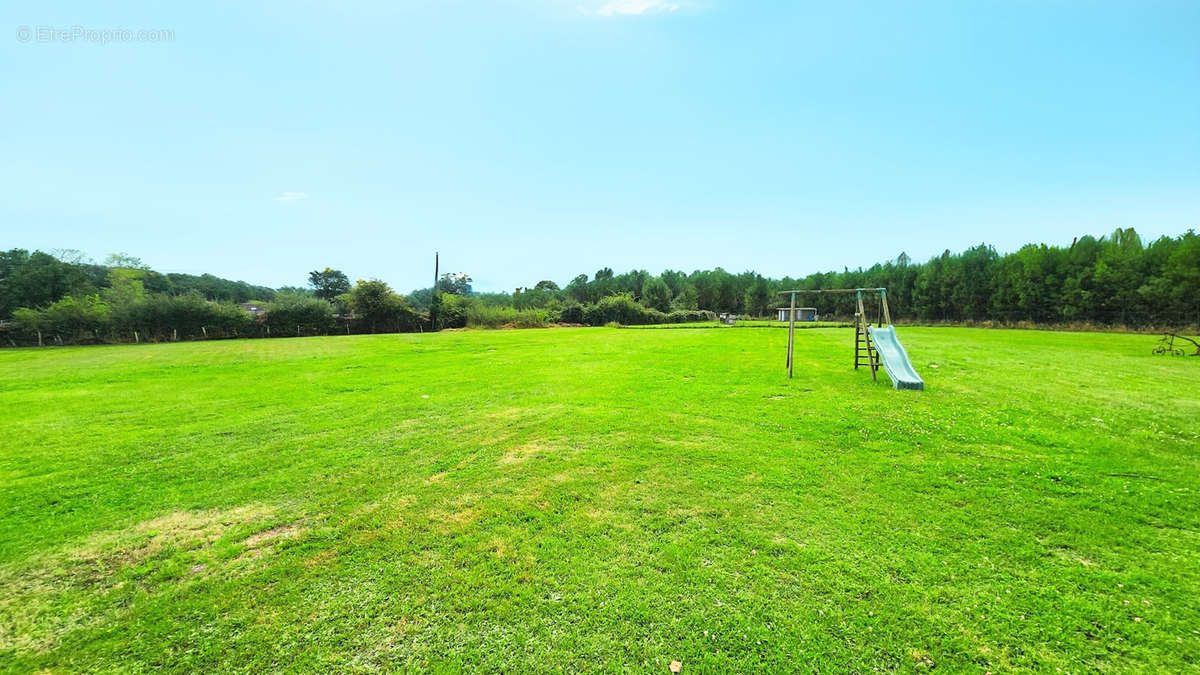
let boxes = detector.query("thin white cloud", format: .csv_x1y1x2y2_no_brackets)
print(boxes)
589,0,681,16
275,191,308,201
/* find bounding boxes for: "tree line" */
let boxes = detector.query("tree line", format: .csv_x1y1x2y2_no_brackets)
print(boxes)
0,250,277,319
484,228,1196,328
1,227,1196,346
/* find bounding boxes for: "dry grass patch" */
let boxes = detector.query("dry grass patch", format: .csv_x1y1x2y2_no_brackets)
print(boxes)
302,550,337,569
237,521,305,561
78,504,277,567
485,536,512,559
498,441,552,466
0,503,283,655
428,493,483,533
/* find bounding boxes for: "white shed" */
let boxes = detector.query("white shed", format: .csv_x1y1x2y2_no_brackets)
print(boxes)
777,307,817,322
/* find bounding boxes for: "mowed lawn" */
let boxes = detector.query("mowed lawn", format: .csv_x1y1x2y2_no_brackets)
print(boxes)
1,327,1197,672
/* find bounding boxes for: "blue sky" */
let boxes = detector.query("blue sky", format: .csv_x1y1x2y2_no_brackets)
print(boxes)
2,1,1197,293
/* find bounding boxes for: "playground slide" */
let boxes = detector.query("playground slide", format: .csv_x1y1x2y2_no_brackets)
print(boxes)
867,325,924,391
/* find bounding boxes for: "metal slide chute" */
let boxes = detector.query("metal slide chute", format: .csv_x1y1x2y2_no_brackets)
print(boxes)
867,324,924,391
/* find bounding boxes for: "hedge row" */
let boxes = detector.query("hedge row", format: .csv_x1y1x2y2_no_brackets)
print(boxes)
2,292,715,346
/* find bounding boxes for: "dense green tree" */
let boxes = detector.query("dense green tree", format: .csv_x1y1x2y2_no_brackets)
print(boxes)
348,280,415,333
1162,231,1200,322
641,277,672,313
672,285,699,311
564,274,591,304
513,285,560,310
165,272,275,302
437,273,473,295
0,249,94,317
744,274,772,317
308,268,351,302
104,252,149,269
101,269,148,330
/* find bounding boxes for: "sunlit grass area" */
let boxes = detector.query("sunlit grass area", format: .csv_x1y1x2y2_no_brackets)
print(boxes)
1,327,1197,671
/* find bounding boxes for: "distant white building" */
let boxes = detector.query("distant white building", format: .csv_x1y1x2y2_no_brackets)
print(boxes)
777,307,817,322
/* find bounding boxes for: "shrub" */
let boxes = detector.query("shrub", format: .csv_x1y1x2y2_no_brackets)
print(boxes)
438,294,469,329
13,295,110,343
557,303,584,324
583,294,665,326
264,294,336,336
665,310,717,324
12,291,265,344
347,280,418,333
466,305,548,329
104,293,256,341
208,302,258,338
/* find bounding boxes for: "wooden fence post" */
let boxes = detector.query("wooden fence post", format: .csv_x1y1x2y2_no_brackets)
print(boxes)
787,291,796,378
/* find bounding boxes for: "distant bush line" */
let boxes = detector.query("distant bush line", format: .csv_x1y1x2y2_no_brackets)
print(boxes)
0,284,718,347
2,226,1197,346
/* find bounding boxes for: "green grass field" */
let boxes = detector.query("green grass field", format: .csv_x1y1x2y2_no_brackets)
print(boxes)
1,327,1197,672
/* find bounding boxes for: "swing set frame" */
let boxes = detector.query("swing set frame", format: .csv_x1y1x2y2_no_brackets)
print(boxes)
778,288,893,379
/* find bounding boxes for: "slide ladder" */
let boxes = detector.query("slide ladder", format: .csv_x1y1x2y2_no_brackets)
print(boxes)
854,315,881,379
